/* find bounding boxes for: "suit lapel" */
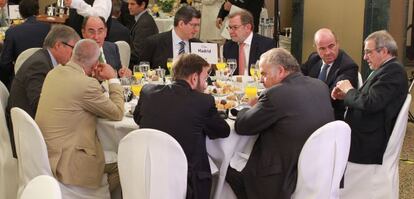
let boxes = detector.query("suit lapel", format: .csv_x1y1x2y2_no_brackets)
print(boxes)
166,31,173,58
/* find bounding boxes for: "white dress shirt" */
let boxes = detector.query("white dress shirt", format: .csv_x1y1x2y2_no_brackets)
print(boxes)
71,0,111,21
172,28,190,59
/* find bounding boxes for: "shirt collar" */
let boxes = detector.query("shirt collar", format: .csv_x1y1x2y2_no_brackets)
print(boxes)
46,49,58,67
241,32,253,46
172,28,188,45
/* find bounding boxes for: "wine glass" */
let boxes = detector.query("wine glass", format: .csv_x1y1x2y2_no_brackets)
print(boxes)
130,78,143,98
120,77,132,102
138,61,150,80
155,68,166,84
216,58,227,80
227,59,237,80
133,65,144,81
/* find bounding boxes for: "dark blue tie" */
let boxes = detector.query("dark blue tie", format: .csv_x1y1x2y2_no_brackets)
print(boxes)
318,64,329,82
178,41,185,55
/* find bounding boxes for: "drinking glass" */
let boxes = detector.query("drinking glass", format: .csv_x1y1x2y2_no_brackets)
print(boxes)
133,65,144,81
227,59,237,77
155,68,166,84
130,78,143,98
244,81,258,100
120,77,132,101
216,58,227,80
138,61,150,80
166,58,173,76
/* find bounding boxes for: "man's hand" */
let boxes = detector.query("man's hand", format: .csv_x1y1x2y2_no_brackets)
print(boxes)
216,18,223,29
118,67,132,78
64,0,72,7
331,80,354,100
94,63,117,80
223,1,232,11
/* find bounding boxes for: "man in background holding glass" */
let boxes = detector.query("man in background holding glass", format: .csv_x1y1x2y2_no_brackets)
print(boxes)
223,10,275,76
227,48,334,199
133,53,230,199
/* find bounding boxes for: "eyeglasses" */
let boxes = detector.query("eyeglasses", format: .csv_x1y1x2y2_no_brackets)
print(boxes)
364,47,383,55
187,22,200,28
62,41,74,49
226,24,245,31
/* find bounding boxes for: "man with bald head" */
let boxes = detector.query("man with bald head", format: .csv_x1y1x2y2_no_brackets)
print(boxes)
302,28,358,120
36,39,124,195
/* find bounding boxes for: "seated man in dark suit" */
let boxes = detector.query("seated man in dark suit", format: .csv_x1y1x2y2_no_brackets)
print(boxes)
226,48,334,199
0,0,51,89
6,25,80,158
133,54,230,199
128,0,158,66
302,28,358,120
107,0,131,44
138,5,201,73
82,16,131,77
332,30,407,166
223,10,275,76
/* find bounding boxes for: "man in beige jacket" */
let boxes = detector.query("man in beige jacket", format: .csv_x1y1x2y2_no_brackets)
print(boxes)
35,39,124,195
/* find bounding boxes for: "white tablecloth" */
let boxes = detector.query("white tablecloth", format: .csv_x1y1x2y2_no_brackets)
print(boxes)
96,114,257,199
154,17,173,33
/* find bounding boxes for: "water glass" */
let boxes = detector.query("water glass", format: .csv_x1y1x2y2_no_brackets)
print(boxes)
227,59,237,77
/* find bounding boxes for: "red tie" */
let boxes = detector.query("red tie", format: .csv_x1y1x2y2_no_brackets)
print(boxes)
238,43,245,75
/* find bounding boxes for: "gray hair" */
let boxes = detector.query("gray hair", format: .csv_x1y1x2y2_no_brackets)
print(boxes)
71,39,100,68
365,30,398,57
43,25,80,48
260,48,300,73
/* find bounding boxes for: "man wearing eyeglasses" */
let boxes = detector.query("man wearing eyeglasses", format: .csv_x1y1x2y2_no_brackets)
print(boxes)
332,30,407,173
301,28,358,120
138,5,202,74
6,25,80,158
223,10,275,76
82,16,131,77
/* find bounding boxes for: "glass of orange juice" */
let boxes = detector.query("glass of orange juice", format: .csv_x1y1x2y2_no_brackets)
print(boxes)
131,83,143,97
166,58,173,76
245,81,258,100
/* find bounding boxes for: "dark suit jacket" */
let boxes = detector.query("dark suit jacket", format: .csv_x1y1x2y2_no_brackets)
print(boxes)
130,11,159,66
103,41,122,71
0,16,50,89
107,18,131,44
344,58,407,164
138,30,201,74
6,49,51,158
301,50,358,120
217,0,264,33
223,33,275,75
133,80,230,199
235,72,334,199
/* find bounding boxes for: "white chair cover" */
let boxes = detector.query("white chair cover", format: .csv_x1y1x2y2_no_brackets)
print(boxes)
118,128,188,199
340,94,412,199
358,72,363,89
0,81,18,199
115,41,131,68
21,175,62,199
14,48,41,74
10,107,110,199
292,121,351,199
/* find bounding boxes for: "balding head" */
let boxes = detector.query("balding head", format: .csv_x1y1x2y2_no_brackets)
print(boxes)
81,16,107,47
71,39,100,76
313,28,340,64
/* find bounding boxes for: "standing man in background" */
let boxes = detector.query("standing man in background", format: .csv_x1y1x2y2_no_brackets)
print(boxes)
128,0,158,66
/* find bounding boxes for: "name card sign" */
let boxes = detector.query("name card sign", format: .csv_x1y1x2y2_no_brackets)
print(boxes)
8,5,21,20
190,42,218,64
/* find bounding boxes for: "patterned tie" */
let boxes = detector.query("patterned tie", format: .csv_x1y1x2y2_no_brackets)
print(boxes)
318,64,329,81
178,41,185,55
238,43,245,75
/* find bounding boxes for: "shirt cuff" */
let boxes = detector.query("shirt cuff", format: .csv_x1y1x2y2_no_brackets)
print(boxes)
108,78,120,84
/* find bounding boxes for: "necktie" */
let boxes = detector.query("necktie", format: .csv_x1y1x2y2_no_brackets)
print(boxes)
99,48,107,63
238,43,245,75
178,41,185,55
0,8,7,27
318,64,329,81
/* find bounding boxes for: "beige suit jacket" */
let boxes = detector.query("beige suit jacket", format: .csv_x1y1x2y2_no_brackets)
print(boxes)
36,61,124,188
